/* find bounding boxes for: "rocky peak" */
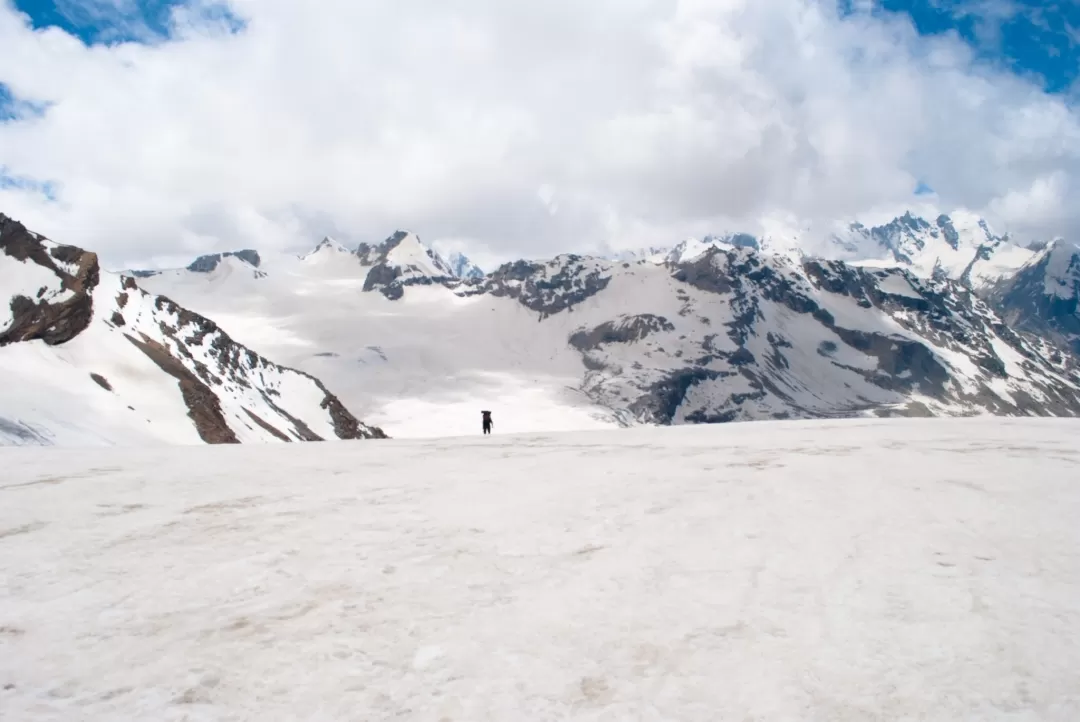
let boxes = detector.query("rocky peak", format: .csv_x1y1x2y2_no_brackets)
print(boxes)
0,214,100,347
357,230,457,299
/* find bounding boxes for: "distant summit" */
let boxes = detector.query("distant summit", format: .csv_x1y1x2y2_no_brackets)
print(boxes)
446,251,484,279
187,249,262,273
301,236,353,261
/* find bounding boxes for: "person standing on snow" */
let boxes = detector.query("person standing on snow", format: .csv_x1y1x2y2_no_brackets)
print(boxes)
481,410,493,435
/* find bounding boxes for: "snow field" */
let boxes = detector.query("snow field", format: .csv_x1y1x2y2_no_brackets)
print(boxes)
1,418,1079,720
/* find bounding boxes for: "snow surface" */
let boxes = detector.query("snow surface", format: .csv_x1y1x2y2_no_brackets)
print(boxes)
2,418,1079,720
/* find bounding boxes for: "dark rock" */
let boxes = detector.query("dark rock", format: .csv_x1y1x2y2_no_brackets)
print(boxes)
936,215,960,250
569,314,674,351
242,408,291,441
729,347,755,366
484,255,612,319
124,332,240,444
628,368,729,424
186,249,262,273
0,214,99,347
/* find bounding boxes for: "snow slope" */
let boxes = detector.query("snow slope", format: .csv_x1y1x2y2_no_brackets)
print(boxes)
0,214,385,446
2,418,1079,720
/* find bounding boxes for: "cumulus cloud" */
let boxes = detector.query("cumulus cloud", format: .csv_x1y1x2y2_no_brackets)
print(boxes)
0,0,1078,268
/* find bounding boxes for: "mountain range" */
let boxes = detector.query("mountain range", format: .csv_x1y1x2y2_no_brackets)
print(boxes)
2,209,1079,445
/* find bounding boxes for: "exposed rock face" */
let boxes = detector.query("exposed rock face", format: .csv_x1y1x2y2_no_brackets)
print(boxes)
570,314,675,351
0,214,100,347
482,255,613,319
123,330,241,444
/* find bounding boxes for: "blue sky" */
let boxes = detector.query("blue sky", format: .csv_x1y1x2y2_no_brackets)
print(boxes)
1,0,1078,265
7,0,243,45
9,0,1077,92
877,0,1080,94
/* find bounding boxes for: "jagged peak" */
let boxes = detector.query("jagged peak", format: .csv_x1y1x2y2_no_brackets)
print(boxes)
301,236,352,260
357,229,455,279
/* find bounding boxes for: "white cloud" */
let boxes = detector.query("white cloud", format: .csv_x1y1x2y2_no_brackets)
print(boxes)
0,0,1078,269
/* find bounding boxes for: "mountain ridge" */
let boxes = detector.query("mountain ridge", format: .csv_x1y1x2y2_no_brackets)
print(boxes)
0,213,387,446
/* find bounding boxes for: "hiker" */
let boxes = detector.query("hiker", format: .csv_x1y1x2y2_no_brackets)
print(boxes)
481,410,493,435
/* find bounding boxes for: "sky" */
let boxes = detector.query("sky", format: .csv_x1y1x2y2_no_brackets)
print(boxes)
0,0,1078,270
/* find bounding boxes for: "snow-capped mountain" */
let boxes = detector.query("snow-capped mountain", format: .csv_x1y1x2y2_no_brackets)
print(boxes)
568,247,1080,423
129,225,1080,436
608,245,671,264
0,214,386,446
301,236,354,261
664,234,762,264
446,251,485,279
613,212,1036,292
991,239,1080,354
356,230,459,299
834,212,1035,290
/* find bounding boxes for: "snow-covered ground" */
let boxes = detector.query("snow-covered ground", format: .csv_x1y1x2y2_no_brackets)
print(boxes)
2,418,1078,720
